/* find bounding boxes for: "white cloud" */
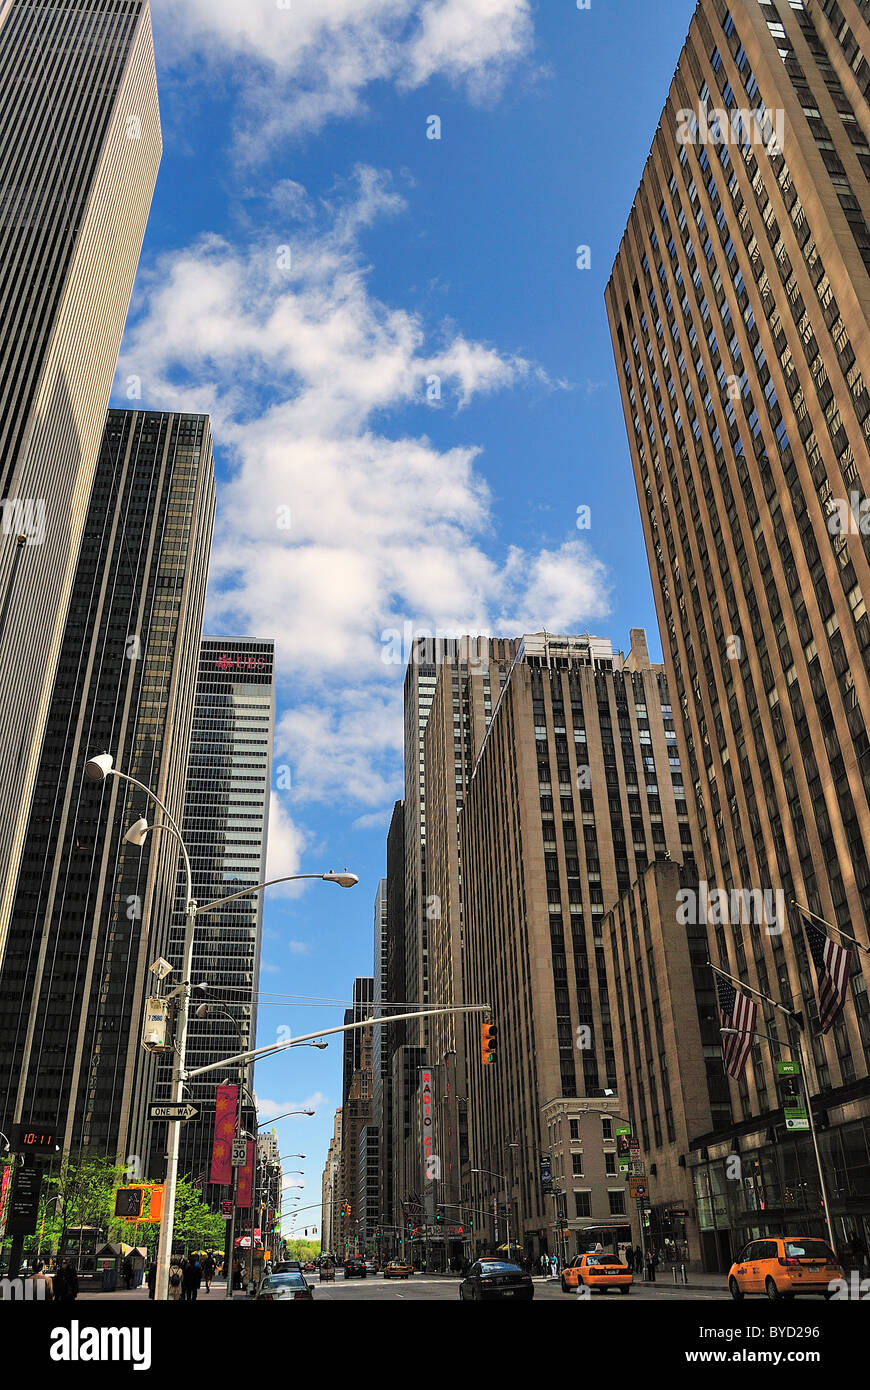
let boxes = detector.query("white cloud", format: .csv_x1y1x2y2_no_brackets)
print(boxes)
289,941,311,956
256,1091,326,1121
155,0,536,149
117,169,610,817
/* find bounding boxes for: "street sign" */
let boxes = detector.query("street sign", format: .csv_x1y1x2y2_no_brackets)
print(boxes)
629,1138,640,1152
7,1164,42,1235
232,1138,248,1166
540,1155,553,1192
777,1060,800,1076
148,1102,200,1122
221,1200,233,1220
115,1188,143,1219
616,1125,631,1172
629,1160,646,1175
784,1106,809,1132
629,1179,648,1199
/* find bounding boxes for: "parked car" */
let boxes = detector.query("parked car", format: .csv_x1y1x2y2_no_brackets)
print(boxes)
383,1260,414,1280
561,1253,633,1294
728,1237,841,1300
459,1260,534,1301
254,1272,314,1301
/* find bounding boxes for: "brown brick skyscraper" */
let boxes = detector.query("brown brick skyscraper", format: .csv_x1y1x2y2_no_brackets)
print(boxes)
606,0,870,1255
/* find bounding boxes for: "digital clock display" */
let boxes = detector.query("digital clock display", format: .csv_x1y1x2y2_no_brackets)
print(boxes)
8,1124,57,1153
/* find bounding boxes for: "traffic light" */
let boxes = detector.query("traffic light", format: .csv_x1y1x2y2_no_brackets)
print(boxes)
114,1188,143,1219
481,1021,498,1066
435,1204,444,1223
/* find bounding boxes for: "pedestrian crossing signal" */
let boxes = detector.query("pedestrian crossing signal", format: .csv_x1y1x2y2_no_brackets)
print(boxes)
481,1022,498,1066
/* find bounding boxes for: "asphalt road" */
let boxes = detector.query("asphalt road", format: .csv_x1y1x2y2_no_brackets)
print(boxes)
310,1274,730,1301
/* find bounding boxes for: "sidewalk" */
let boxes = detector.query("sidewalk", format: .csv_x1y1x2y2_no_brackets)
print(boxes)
77,1280,247,1301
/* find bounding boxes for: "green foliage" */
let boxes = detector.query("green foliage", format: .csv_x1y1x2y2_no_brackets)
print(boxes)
4,1156,224,1259
280,1238,319,1263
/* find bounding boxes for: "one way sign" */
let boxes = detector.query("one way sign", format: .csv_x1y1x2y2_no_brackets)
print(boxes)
149,1102,200,1122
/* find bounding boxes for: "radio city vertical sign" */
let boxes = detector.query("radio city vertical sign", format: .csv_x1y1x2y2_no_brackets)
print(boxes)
420,1067,436,1223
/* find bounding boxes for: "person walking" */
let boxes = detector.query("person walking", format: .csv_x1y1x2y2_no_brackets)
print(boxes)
183,1257,202,1302
540,1252,549,1277
122,1254,134,1291
31,1261,53,1301
146,1260,157,1300
849,1231,867,1278
646,1247,657,1282
168,1262,183,1301
202,1254,215,1294
550,1252,559,1280
53,1259,78,1303
633,1245,643,1275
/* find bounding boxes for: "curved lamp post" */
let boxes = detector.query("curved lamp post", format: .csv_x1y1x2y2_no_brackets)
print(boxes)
83,752,355,1300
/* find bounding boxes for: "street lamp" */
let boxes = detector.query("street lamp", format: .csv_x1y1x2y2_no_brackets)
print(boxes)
471,1167,512,1255
83,752,354,1300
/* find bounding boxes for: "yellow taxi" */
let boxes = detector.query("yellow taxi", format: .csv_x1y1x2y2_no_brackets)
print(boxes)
383,1260,414,1280
561,1252,633,1294
728,1236,842,1300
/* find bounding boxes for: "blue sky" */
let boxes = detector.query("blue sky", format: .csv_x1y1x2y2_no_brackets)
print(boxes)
112,0,696,1229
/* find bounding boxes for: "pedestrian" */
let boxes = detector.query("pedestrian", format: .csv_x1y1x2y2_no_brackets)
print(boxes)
646,1247,657,1282
202,1253,215,1293
849,1231,867,1278
634,1244,643,1274
146,1260,157,1300
183,1257,202,1301
168,1262,183,1301
53,1258,78,1303
122,1254,134,1290
550,1252,559,1279
232,1256,242,1291
31,1261,53,1301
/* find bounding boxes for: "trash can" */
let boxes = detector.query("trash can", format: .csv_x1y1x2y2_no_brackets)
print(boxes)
101,1264,118,1292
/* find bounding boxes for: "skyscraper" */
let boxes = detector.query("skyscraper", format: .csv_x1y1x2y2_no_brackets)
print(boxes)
342,976,374,1111
606,0,870,1258
0,409,215,1159
143,636,275,1190
459,632,691,1260
0,1,161,957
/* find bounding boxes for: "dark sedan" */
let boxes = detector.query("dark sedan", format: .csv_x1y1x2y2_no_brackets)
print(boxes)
459,1259,534,1301
344,1259,367,1278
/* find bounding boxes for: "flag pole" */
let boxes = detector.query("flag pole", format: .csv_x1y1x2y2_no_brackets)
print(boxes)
710,964,837,1252
790,900,870,955
707,960,801,1023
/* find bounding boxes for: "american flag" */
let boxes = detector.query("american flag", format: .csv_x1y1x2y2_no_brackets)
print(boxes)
801,915,851,1034
716,974,757,1078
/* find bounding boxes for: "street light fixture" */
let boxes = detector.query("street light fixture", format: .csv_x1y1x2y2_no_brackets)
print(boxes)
82,752,353,1300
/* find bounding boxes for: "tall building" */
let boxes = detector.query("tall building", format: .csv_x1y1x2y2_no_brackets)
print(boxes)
339,1028,373,1258
143,636,275,1190
422,637,520,1261
321,1108,342,1255
606,0,870,1260
0,0,161,957
377,801,405,1252
460,631,691,1261
342,977,374,1110
0,409,215,1158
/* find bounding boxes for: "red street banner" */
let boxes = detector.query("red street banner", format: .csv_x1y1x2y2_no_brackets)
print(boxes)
210,1084,238,1185
236,1140,254,1208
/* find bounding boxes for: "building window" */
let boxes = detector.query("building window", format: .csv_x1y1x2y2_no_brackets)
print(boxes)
605,1153,617,1175
570,1119,580,1139
602,1117,613,1140
572,1154,584,1176
575,1191,592,1218
608,1189,627,1216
